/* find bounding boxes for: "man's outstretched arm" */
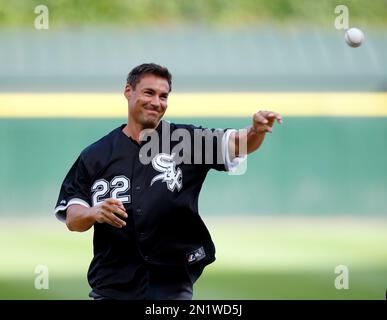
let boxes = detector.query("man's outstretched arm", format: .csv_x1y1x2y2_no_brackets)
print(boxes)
229,110,283,157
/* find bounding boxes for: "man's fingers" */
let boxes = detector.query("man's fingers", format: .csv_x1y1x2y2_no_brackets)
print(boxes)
259,111,283,124
252,124,273,134
99,209,125,228
98,201,127,227
105,215,124,228
260,125,272,133
266,112,283,123
270,113,283,124
106,198,126,210
110,205,128,219
253,111,278,133
103,200,127,218
109,212,126,227
114,201,126,212
253,113,269,125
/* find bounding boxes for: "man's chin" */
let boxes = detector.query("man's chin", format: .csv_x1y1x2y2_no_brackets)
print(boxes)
142,118,159,129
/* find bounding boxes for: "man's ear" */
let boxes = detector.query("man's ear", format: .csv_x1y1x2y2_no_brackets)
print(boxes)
124,84,133,100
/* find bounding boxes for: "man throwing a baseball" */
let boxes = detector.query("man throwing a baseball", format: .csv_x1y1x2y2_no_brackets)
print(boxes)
54,63,282,300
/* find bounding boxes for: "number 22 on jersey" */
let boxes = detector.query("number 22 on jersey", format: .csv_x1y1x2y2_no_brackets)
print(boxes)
91,175,131,206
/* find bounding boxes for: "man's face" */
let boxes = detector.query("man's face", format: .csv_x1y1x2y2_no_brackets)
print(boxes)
124,74,170,129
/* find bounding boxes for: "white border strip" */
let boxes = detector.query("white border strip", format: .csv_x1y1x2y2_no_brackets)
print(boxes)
222,129,247,172
54,198,90,222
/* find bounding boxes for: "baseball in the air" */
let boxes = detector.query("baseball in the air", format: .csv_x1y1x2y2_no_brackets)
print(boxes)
344,27,364,47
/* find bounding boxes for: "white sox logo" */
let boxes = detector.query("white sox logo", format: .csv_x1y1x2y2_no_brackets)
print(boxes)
151,153,183,192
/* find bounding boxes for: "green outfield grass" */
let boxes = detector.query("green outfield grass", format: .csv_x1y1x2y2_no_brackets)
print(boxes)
0,217,386,300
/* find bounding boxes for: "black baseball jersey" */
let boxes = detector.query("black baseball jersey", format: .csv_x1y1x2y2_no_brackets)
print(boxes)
54,120,242,299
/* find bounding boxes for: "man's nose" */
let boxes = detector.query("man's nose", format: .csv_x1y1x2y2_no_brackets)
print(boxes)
150,96,161,107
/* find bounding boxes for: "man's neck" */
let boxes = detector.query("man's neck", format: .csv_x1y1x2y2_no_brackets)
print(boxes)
122,121,159,143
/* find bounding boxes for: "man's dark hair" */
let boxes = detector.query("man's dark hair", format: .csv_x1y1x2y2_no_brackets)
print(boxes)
126,63,172,92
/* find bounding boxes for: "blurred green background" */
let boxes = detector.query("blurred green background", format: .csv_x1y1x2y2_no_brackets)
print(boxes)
1,0,387,27
0,0,386,300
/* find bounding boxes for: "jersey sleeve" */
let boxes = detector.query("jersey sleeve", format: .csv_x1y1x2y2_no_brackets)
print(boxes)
192,126,247,172
54,155,92,222
222,129,247,173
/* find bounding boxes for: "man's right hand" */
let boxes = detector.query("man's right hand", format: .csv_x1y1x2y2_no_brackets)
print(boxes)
92,198,128,228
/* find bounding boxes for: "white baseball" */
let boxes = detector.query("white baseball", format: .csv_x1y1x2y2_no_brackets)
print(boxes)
344,27,364,48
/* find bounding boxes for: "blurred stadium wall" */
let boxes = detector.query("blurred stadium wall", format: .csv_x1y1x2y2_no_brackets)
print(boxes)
0,1,386,218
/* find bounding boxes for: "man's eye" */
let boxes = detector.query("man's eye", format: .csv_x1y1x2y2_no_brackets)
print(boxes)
160,96,168,101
